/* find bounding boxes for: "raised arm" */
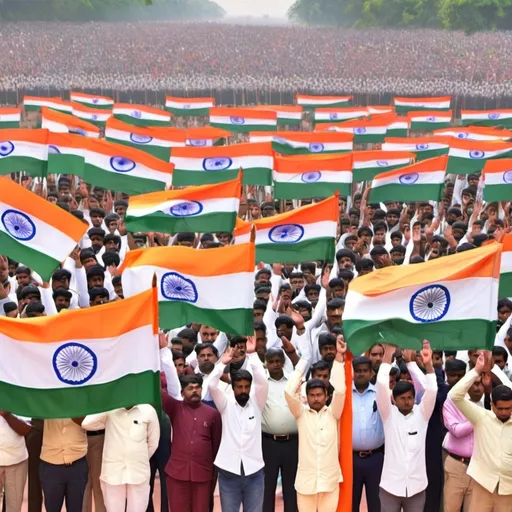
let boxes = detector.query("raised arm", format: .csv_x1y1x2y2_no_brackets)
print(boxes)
443,398,474,438
285,357,308,419
159,334,182,400
329,336,347,420
247,349,269,411
417,341,438,421
208,348,231,413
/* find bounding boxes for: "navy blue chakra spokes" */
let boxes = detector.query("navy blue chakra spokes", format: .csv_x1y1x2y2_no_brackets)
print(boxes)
301,171,321,183
188,139,207,147
230,117,245,125
130,133,153,144
469,150,485,159
376,161,389,167
426,116,436,122
268,224,305,244
308,143,324,153
131,110,142,119
169,201,203,217
91,115,98,121
489,113,500,120
69,128,86,136
416,144,429,150
0,141,15,157
457,133,469,139
399,173,419,185
329,113,339,120
161,272,198,303
1,209,36,241
202,157,232,171
52,342,98,385
409,284,451,323
110,156,136,173
48,145,61,154
354,127,366,134
503,171,512,184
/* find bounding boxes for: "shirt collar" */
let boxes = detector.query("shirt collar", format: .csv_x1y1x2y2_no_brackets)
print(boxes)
352,382,376,394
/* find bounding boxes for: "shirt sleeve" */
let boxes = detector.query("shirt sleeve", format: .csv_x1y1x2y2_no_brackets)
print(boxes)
248,353,270,411
160,348,182,400
82,412,108,431
407,362,426,394
491,364,512,389
284,358,307,419
448,369,486,425
419,372,438,421
75,266,90,308
208,362,228,413
376,362,393,423
443,398,474,438
329,359,346,420
146,407,160,459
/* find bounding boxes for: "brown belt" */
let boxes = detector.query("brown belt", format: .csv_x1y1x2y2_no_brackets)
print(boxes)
353,445,384,458
445,449,471,465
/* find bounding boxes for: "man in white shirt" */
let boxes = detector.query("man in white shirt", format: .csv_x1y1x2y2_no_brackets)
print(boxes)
285,335,347,512
82,405,160,512
0,411,31,511
208,337,269,512
376,340,438,512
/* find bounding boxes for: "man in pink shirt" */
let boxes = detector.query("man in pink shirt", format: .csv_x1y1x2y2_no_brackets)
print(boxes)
442,367,487,512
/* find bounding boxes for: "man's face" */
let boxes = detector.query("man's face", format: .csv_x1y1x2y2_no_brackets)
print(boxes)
345,238,357,250
452,228,465,242
233,379,251,407
256,273,270,284
24,293,40,304
505,336,512,354
331,285,344,299
217,233,231,246
446,370,466,388
261,206,275,218
360,232,371,245
16,273,31,286
115,205,127,217
90,296,109,306
390,251,404,265
88,275,104,288
389,372,398,389
83,257,97,271
326,308,342,325
232,342,247,362
298,307,311,322
89,235,104,250
290,277,304,292
468,350,479,369
114,281,124,299
468,377,484,402
279,290,292,309
266,355,284,380
104,240,118,252
492,399,512,423
306,289,319,306
8,263,17,277
182,382,202,404
52,277,70,291
253,308,264,322
255,329,267,358
107,220,118,233
373,229,386,246
493,354,506,370
391,237,401,248
498,306,512,325
276,323,293,340
394,390,415,415
369,345,384,372
433,352,443,369
174,357,186,377
338,256,353,270
320,344,336,363
422,205,434,216
307,386,328,412
256,291,269,303
54,296,71,312
353,363,372,389
199,326,218,343
249,204,261,219
197,347,218,374
386,213,399,227
90,214,103,228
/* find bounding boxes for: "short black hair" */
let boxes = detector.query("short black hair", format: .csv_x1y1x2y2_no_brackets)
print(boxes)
232,369,253,387
253,299,267,311
229,335,247,348
265,348,285,362
445,358,467,373
352,356,372,370
311,360,331,376
493,346,508,362
25,301,45,317
195,343,219,358
306,378,327,393
444,350,457,357
180,374,203,390
301,262,316,274
392,380,415,399
336,249,356,265
318,333,336,350
171,350,185,361
275,315,295,329
253,321,267,334
355,259,374,272
304,284,321,294
492,384,512,404
177,328,197,343
337,269,354,282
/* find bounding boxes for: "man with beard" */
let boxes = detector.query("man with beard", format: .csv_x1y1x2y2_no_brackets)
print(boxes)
209,338,269,512
368,343,385,384
160,346,222,512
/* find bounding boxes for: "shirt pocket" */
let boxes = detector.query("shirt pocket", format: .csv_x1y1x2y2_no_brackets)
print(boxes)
129,421,147,443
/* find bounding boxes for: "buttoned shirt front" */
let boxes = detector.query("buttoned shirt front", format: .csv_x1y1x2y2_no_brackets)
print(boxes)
82,405,160,485
352,382,384,451
0,416,29,466
40,419,87,465
449,368,512,495
442,396,480,459
262,374,298,435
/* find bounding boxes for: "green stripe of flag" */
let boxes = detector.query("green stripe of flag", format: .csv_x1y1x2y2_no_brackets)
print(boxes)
483,184,512,202
410,121,451,131
210,122,275,134
395,106,451,115
256,237,335,264
447,154,512,175
369,183,443,203
353,164,408,182
274,182,351,200
166,107,210,117
0,122,20,129
173,168,272,187
48,154,85,177
499,272,512,298
113,114,169,127
462,118,512,128
105,137,171,161
0,157,46,178
272,143,350,156
413,148,449,161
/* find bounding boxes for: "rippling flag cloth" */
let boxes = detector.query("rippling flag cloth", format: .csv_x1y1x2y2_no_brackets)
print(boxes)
112,103,171,127
393,96,451,114
408,110,453,131
165,96,215,117
352,150,416,182
382,116,410,137
209,107,277,133
483,159,512,202
382,136,451,161
433,126,512,141
313,107,368,124
0,108,21,129
447,139,512,175
170,142,273,186
185,126,231,147
70,92,114,110
251,105,303,126
125,174,241,234
119,243,255,335
0,177,87,280
343,243,501,356
0,289,160,418
316,116,390,143
71,102,112,127
461,109,512,128
273,154,352,199
41,107,100,138
0,129,49,177
296,94,351,109
234,195,338,264
23,96,72,114
105,117,185,160
369,156,447,203
500,235,512,298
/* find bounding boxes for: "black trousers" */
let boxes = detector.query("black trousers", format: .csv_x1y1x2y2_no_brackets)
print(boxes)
262,434,298,512
27,419,44,512
352,451,384,512
39,456,88,512
147,412,171,512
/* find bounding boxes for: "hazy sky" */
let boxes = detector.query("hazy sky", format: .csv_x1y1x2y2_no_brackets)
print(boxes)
215,0,294,17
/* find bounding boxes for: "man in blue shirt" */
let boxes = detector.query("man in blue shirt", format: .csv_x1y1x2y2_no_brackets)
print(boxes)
352,356,385,512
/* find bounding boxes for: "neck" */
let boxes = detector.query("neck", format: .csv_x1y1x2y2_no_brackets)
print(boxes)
271,371,284,381
355,382,369,392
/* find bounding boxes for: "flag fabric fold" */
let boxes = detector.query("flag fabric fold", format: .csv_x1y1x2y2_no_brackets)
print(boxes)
113,104,171,127
394,96,451,114
209,107,277,132
352,151,416,182
250,132,353,155
165,96,214,117
0,129,49,177
313,107,368,124
296,94,351,109
42,107,100,138
0,108,21,129
483,159,512,202
71,102,112,126
70,92,114,110
408,111,453,131
447,140,512,174
23,97,71,113
382,137,451,161
500,234,512,298
461,110,512,128
251,105,303,126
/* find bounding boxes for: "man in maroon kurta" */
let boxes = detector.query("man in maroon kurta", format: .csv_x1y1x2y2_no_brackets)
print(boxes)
162,373,222,512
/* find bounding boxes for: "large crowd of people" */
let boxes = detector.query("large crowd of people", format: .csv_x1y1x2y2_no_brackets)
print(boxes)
0,22,512,96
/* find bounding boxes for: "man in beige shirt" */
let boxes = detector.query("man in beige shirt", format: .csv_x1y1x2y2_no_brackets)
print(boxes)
449,350,512,512
285,335,346,512
39,418,88,512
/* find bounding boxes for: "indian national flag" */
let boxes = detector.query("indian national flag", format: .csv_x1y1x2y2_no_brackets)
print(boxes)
461,110,512,128
369,156,447,203
500,234,512,298
209,107,277,133
23,97,72,113
0,108,21,129
385,116,410,137
383,137,450,161
317,117,389,143
482,159,512,202
71,102,111,126
0,289,160,418
408,110,452,131
113,104,171,127
170,142,273,186
234,195,338,263
0,177,87,279
165,96,214,117
41,107,100,139
394,96,451,114
343,242,501,355
70,92,113,110
296,94,351,109
251,105,303,126
47,136,174,195
313,107,368,124
105,117,185,161
250,132,353,155
120,244,255,334
125,175,241,234
185,127,231,147
447,140,512,175
367,106,395,116
352,151,416,182
0,129,49,177
273,154,352,199
433,126,512,141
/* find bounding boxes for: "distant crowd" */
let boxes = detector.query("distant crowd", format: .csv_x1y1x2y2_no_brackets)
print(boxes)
0,22,511,96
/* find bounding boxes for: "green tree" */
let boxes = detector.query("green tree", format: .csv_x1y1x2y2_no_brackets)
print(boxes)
439,0,512,32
